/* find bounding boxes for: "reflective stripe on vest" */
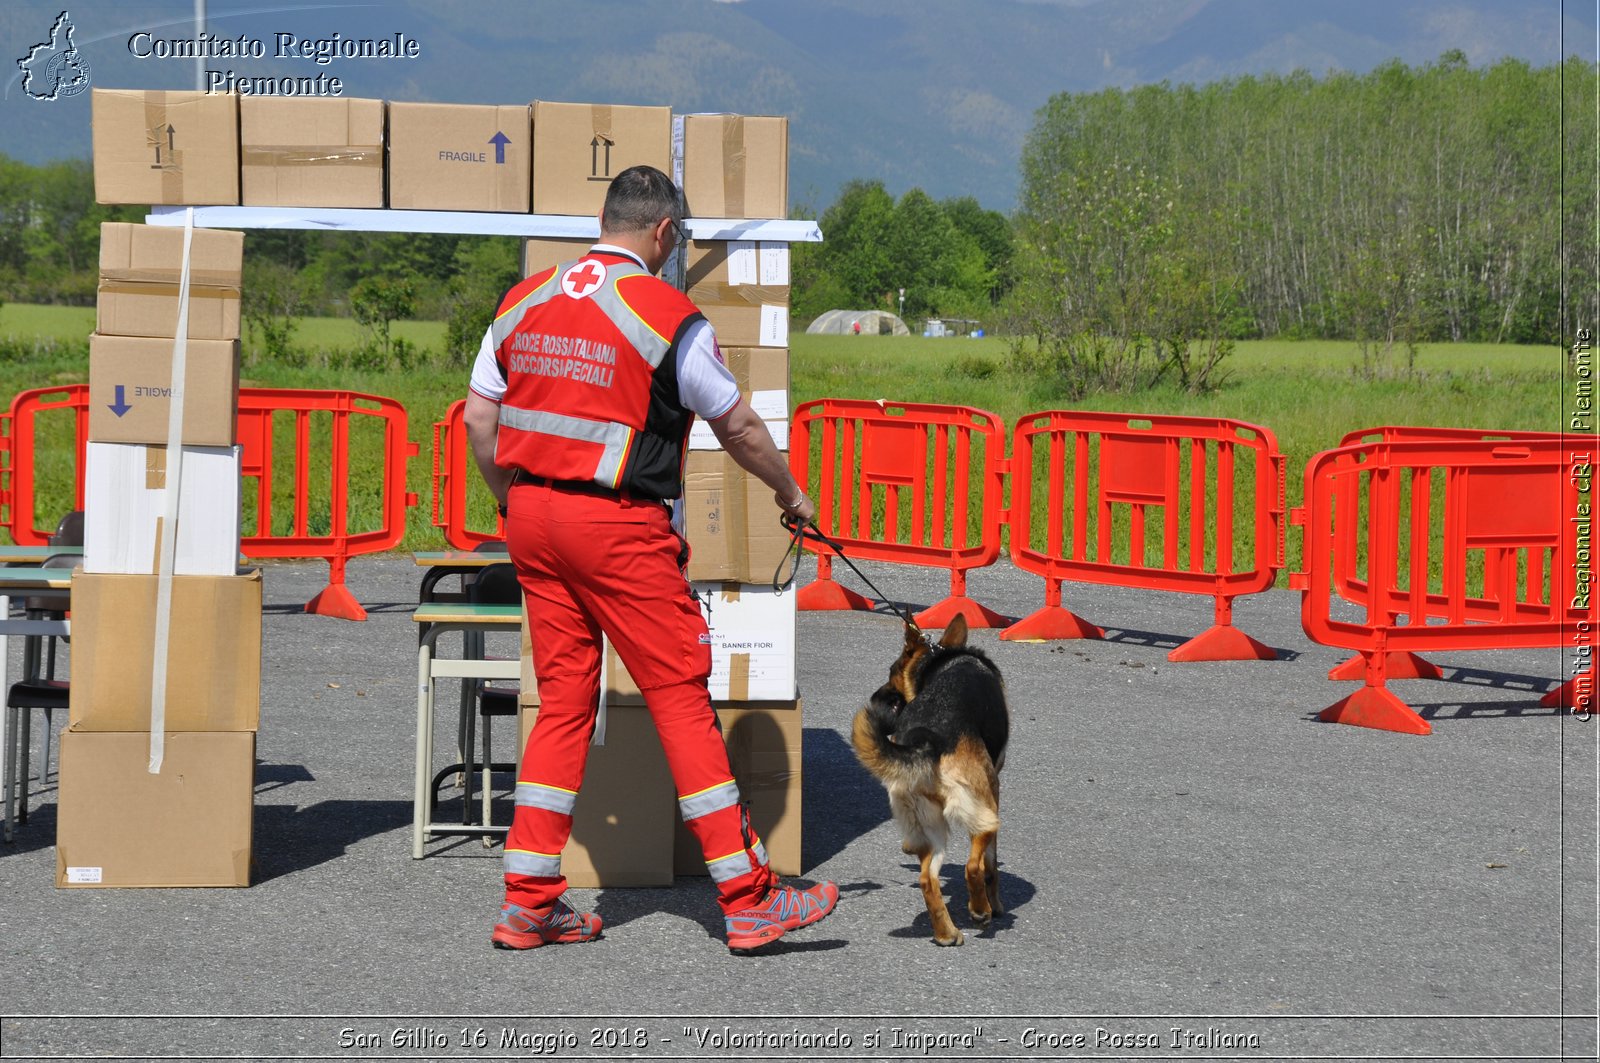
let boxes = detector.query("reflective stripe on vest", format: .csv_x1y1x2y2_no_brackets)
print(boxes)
678,780,741,822
515,782,578,816
490,259,671,370
496,405,634,488
504,848,562,878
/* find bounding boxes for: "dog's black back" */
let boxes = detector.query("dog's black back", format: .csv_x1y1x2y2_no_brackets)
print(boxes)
857,619,1009,773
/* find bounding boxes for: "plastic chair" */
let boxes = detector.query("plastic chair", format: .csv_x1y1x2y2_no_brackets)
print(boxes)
4,548,76,834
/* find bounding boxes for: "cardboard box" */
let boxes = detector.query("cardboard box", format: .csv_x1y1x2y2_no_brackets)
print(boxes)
57,730,254,888
88,334,240,447
91,89,239,205
518,603,540,706
83,442,242,576
97,223,244,341
532,101,672,215
240,96,385,207
521,236,591,279
681,451,793,583
685,241,789,347
69,570,263,732
388,102,530,212
676,114,789,219
603,582,796,703
674,700,802,876
687,346,788,450
517,703,674,887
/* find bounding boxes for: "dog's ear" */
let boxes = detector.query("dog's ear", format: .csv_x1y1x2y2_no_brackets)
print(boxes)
938,613,969,649
903,622,924,652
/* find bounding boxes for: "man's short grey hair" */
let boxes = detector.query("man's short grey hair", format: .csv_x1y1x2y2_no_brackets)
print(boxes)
601,165,684,235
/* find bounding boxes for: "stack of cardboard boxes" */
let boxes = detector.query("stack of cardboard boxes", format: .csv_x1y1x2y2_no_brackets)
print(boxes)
85,88,806,886
515,111,803,885
55,219,260,888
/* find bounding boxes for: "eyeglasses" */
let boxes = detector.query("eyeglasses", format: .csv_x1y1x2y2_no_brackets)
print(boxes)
666,219,687,247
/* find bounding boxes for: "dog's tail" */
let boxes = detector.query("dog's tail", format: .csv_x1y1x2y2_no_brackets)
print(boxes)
851,688,922,776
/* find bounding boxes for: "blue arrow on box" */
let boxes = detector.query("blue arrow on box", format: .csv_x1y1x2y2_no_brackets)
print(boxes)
489,131,510,164
108,384,131,417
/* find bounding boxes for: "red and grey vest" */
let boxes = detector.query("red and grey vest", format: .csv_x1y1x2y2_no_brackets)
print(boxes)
489,250,704,500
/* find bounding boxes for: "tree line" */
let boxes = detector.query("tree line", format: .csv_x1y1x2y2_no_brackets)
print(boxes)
0,52,1588,374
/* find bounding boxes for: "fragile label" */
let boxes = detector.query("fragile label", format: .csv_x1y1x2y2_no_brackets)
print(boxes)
758,305,788,347
65,867,103,884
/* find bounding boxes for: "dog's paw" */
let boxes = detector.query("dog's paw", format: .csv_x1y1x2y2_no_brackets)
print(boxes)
933,929,965,947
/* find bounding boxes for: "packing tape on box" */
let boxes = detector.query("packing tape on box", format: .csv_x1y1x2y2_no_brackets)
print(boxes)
688,282,787,308
144,93,184,203
728,655,751,702
591,104,612,143
721,117,746,218
99,269,242,298
240,146,383,168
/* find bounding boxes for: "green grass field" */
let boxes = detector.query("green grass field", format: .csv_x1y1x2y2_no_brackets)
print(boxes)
0,303,1571,583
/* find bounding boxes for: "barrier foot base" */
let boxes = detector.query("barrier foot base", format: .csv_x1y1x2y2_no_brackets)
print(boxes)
1318,685,1431,735
796,579,875,613
1541,668,1595,708
1167,624,1278,662
1328,651,1441,682
305,583,368,622
915,596,1008,631
998,605,1104,642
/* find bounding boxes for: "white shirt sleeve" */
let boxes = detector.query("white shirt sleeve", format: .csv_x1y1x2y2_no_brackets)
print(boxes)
468,325,505,402
676,318,741,420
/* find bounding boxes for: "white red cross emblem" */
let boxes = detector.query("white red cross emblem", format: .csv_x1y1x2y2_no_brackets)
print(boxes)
561,260,607,299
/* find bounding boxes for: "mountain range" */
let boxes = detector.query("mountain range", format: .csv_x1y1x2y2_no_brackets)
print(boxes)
1,0,1591,210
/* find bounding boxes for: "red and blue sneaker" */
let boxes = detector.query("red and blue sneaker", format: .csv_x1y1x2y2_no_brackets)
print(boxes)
724,881,839,953
492,899,602,950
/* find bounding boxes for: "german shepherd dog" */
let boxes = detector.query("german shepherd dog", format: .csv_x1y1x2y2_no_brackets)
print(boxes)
851,614,1009,946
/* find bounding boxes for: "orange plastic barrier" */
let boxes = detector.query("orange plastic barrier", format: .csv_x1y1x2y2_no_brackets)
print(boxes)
1,385,418,621
430,399,506,550
0,385,89,545
1002,411,1287,660
235,389,419,620
789,398,1007,628
1324,426,1563,682
1293,436,1596,734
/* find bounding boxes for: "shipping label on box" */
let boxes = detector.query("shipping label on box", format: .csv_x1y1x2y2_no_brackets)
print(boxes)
518,703,674,887
676,114,789,219
688,346,788,450
532,101,671,215
682,452,794,583
91,89,239,205
97,223,243,340
88,334,240,446
686,241,789,347
69,569,263,731
57,730,254,888
389,102,530,212
241,96,385,207
674,700,802,876
83,441,241,576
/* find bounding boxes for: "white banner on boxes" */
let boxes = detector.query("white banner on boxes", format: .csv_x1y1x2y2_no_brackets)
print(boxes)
688,389,788,450
693,582,797,701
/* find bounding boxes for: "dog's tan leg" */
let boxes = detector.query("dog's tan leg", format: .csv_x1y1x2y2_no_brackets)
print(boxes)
965,830,995,925
914,846,963,946
985,832,1003,917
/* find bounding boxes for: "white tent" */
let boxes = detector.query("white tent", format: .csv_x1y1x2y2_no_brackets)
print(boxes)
805,309,911,336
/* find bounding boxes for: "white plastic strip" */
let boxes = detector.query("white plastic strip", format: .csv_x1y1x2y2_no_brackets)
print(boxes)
149,207,195,773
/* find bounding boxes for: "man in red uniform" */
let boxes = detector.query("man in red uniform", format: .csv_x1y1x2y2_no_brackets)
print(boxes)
463,165,838,954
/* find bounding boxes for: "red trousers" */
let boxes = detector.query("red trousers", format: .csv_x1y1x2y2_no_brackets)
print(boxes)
501,478,775,915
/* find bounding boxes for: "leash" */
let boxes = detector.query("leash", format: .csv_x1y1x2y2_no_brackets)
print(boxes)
773,514,925,637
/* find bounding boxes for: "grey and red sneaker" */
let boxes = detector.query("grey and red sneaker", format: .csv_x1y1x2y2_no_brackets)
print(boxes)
492,899,602,950
724,881,839,953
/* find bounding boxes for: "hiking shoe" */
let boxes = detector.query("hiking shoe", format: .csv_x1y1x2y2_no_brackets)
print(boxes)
492,899,602,950
724,881,839,953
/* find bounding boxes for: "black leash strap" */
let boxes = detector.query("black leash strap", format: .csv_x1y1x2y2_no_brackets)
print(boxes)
773,514,923,634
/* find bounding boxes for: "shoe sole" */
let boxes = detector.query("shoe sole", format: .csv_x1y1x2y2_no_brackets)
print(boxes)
492,928,601,950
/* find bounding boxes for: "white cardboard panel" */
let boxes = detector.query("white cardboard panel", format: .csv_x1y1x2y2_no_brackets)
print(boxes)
83,442,241,575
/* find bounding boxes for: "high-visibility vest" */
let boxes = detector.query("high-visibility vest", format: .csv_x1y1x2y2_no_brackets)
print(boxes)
489,251,704,500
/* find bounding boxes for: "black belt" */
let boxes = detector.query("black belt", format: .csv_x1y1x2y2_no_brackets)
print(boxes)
512,470,653,501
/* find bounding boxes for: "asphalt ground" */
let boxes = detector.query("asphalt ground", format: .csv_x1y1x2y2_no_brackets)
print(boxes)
0,555,1596,1063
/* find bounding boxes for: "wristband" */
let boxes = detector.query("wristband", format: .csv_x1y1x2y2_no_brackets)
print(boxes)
783,492,806,510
